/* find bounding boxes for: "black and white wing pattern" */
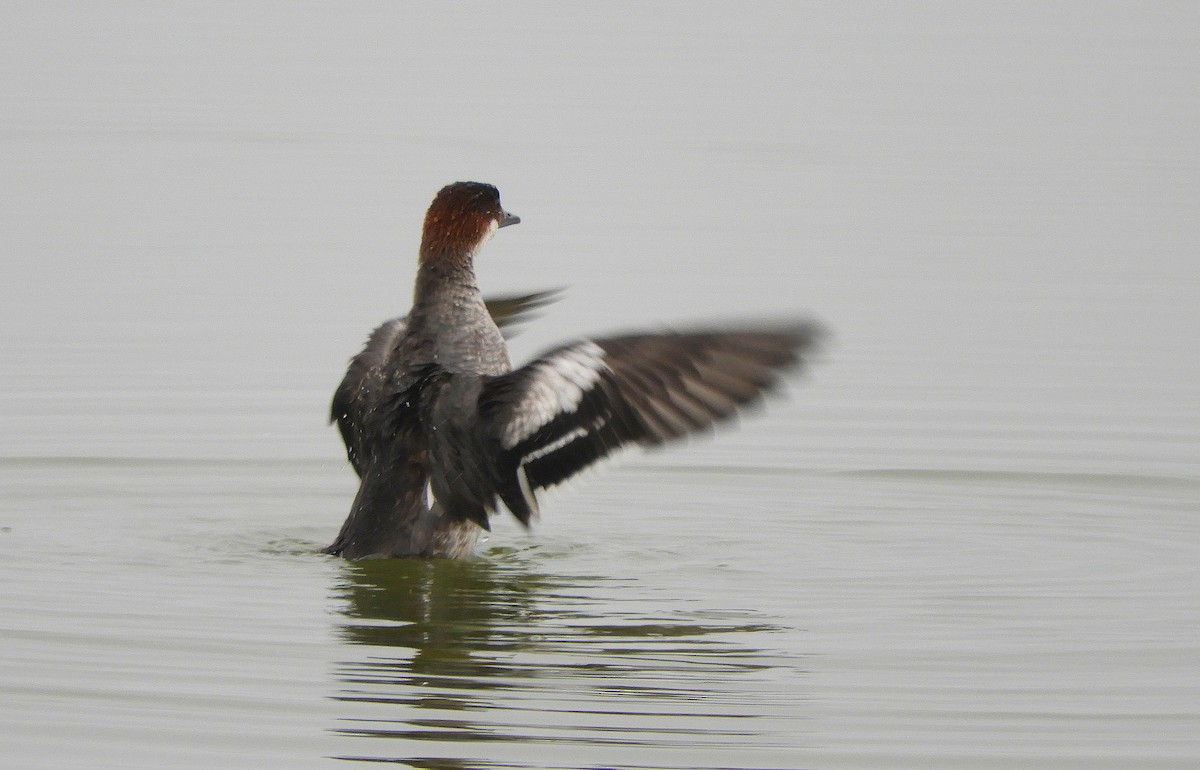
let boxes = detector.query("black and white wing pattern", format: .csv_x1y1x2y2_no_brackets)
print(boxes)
479,322,824,515
331,290,562,475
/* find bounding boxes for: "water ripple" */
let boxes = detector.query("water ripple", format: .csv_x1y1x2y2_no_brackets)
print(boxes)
327,557,804,767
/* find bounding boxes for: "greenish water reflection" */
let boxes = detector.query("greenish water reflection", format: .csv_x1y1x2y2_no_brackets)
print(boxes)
328,551,804,768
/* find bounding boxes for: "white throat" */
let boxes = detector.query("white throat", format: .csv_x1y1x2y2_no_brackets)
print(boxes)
471,219,500,256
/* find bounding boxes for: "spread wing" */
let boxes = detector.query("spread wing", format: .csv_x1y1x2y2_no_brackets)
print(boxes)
331,318,408,475
479,321,825,521
331,290,562,475
483,289,562,338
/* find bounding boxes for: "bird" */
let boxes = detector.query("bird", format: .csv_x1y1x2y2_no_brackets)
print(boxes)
326,181,823,559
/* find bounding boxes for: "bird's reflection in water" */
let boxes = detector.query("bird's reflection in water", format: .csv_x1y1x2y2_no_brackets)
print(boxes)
328,548,803,768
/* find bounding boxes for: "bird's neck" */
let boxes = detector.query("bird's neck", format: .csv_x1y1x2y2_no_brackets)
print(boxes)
413,250,480,308
412,244,486,332
410,248,510,375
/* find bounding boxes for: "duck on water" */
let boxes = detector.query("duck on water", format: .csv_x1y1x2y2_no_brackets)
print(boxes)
326,182,823,559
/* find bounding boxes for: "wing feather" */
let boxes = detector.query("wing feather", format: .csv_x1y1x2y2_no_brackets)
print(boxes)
480,321,824,501
331,317,408,475
331,290,562,476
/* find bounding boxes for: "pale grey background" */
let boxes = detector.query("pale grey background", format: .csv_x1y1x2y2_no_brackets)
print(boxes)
2,3,1197,768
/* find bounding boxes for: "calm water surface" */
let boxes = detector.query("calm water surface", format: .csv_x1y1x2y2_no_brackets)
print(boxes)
2,3,1198,768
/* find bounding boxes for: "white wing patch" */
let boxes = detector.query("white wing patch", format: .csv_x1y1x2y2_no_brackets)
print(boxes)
516,465,539,518
519,426,589,464
499,341,608,449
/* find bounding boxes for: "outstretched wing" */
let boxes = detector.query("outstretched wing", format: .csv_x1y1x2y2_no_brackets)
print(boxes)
479,321,825,519
484,289,562,338
331,290,563,476
331,317,409,475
